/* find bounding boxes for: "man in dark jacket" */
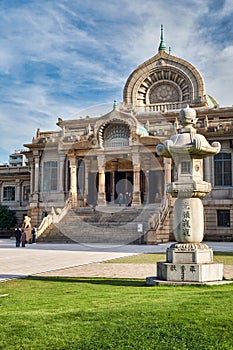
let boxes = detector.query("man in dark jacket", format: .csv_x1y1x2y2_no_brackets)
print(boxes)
15,226,22,247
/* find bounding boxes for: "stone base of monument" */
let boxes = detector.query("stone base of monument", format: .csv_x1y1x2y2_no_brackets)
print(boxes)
146,243,232,286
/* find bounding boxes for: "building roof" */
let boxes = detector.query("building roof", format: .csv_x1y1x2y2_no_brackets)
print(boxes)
123,25,216,113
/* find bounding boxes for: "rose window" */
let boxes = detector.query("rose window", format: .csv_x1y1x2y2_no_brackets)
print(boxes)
149,84,180,103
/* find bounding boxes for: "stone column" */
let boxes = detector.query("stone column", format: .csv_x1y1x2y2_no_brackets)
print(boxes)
32,153,40,202
69,156,78,208
30,163,34,196
84,159,90,206
97,154,106,206
203,157,211,184
132,153,141,206
34,155,40,193
15,179,22,205
164,158,171,185
58,154,66,192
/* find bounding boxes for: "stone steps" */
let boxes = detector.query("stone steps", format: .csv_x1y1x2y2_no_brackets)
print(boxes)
38,205,159,244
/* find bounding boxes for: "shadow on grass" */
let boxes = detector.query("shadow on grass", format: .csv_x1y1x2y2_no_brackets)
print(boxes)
25,275,146,287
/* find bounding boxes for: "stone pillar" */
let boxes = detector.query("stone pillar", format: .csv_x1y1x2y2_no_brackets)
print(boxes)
58,154,66,192
164,158,171,185
132,153,141,206
15,179,23,205
32,153,40,202
30,163,34,196
34,155,40,193
204,157,211,184
69,157,78,208
97,154,106,206
84,159,90,206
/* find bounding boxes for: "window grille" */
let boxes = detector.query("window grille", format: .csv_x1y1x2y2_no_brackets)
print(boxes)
214,153,232,186
217,210,230,227
43,161,58,191
3,186,15,201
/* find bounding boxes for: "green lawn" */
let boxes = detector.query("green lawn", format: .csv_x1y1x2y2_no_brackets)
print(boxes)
104,252,233,264
0,276,233,350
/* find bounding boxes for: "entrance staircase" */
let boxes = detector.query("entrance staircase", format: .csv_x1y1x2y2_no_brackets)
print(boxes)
37,203,170,244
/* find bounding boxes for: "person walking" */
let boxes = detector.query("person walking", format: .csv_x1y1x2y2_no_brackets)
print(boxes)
125,192,129,207
21,230,27,247
118,193,123,206
31,225,37,244
15,226,22,247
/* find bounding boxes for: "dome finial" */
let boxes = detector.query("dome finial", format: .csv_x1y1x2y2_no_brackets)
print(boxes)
158,24,166,52
113,100,118,109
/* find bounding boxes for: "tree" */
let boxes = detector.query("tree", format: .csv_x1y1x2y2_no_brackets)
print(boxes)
0,205,17,229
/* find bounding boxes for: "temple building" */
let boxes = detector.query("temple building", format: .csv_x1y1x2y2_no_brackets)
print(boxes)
0,26,232,242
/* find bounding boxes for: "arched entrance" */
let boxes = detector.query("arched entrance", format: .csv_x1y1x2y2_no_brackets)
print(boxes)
105,158,133,204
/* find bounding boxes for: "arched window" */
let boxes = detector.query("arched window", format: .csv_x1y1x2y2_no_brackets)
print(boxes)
104,124,130,148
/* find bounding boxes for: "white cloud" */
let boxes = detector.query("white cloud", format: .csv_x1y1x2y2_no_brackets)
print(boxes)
0,0,232,162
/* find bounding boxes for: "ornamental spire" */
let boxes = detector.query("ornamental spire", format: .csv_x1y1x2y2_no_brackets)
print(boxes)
158,24,166,52
113,100,118,109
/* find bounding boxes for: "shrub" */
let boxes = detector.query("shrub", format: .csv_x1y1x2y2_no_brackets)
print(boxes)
0,205,17,229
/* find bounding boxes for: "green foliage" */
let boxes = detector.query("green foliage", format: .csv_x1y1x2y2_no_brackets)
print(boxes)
0,205,17,229
0,277,233,349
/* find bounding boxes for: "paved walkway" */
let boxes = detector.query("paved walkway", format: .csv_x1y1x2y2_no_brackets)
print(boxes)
1,239,233,282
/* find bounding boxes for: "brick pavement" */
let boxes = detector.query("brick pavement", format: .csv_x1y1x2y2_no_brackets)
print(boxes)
36,262,233,280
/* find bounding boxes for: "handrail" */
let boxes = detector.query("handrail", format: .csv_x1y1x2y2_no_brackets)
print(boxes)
37,202,70,238
148,194,171,234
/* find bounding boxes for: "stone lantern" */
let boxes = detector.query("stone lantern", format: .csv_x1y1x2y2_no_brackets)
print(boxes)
147,106,224,284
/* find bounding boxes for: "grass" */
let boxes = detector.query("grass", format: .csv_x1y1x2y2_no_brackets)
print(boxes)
104,252,233,264
0,276,233,349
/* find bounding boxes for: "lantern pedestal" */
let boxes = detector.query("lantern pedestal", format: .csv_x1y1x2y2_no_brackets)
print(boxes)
153,243,223,283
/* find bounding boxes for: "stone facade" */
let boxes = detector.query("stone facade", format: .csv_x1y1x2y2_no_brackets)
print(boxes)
1,27,232,241
0,165,30,225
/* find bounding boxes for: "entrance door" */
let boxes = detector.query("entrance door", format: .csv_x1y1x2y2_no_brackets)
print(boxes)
114,171,133,202
104,171,133,204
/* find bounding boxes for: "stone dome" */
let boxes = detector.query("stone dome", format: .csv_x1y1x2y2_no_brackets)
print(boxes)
123,26,216,113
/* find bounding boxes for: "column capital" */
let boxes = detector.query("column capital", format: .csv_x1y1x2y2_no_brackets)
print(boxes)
69,157,77,167
133,163,140,172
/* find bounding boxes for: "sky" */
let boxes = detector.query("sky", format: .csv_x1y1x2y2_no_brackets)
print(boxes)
0,0,233,163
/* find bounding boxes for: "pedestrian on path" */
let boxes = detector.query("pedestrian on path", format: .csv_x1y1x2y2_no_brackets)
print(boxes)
31,225,37,244
118,193,124,206
21,230,27,247
15,226,22,247
125,192,129,206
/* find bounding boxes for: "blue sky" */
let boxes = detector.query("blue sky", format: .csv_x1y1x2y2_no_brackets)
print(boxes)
0,0,233,163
